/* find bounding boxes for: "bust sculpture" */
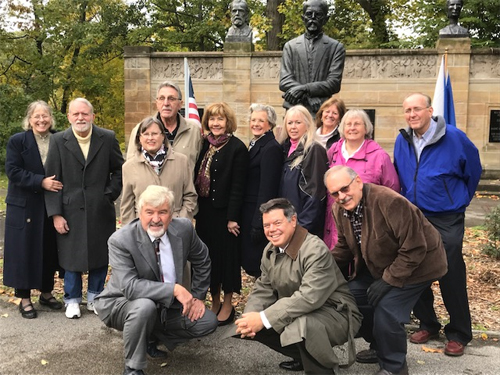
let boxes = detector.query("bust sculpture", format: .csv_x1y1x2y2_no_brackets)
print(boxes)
279,0,345,118
225,0,253,43
439,0,469,38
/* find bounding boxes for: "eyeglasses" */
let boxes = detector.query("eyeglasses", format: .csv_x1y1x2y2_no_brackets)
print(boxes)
404,107,429,115
31,115,50,120
304,11,326,20
330,177,356,198
157,96,180,103
140,132,162,138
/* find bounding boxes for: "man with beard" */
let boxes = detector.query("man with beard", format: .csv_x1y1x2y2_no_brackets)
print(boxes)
225,0,253,42
95,185,217,375
279,0,345,118
439,0,468,38
126,81,202,172
45,98,123,319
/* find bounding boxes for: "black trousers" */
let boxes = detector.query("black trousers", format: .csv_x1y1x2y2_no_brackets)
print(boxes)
252,328,333,375
413,213,472,345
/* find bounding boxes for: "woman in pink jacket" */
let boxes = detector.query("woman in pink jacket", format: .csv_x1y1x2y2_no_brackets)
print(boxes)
324,109,400,275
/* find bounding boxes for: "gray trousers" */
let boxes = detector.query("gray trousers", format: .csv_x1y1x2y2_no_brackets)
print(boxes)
107,298,217,370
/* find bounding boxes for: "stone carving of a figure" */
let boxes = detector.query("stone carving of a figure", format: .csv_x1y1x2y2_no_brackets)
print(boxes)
439,0,469,38
279,0,345,117
225,0,253,42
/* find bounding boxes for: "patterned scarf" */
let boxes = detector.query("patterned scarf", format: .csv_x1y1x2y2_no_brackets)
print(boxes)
142,145,166,175
195,133,230,197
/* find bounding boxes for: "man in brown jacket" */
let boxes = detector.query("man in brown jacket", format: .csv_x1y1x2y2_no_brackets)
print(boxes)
325,166,447,375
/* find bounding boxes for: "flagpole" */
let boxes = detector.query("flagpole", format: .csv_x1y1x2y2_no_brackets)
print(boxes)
444,48,448,71
184,57,189,117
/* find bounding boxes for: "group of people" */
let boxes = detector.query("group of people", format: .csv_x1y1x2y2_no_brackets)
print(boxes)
3,86,482,375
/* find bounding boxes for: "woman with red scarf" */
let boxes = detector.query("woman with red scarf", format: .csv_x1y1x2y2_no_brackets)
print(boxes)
194,103,248,326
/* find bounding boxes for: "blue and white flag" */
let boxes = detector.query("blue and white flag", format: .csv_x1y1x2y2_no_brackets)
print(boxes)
432,56,456,126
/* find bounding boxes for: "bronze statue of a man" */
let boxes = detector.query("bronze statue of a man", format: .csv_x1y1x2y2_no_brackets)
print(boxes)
279,0,345,118
439,0,469,38
226,0,253,42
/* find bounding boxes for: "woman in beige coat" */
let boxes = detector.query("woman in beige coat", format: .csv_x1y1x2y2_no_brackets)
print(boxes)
120,116,197,225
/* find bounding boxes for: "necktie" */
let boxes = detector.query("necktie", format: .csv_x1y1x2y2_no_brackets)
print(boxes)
153,238,164,282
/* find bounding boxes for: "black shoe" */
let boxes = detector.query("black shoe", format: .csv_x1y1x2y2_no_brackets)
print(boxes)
279,359,304,371
123,365,145,375
146,342,168,358
19,301,37,319
39,295,63,310
356,348,378,363
217,307,236,326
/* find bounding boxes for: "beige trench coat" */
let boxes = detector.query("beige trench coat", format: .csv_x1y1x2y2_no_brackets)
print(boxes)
245,226,362,369
120,146,198,224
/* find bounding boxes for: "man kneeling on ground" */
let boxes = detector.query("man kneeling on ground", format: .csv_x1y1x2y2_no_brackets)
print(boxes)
233,198,362,374
95,185,217,375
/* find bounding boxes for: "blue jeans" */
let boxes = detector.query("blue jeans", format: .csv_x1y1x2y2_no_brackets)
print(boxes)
64,265,108,304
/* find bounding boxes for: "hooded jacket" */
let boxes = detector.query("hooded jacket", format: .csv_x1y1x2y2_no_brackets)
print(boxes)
394,116,481,216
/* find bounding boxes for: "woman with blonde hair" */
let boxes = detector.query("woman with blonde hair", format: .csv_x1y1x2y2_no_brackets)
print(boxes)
241,104,282,277
3,100,63,318
194,102,248,325
278,105,328,236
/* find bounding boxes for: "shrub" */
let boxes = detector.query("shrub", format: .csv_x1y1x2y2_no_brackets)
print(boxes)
483,204,500,260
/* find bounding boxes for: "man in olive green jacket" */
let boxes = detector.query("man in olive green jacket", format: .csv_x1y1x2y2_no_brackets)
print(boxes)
326,165,447,375
233,198,362,374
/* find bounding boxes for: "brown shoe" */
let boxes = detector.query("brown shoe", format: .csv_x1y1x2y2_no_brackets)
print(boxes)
444,340,464,356
409,329,439,344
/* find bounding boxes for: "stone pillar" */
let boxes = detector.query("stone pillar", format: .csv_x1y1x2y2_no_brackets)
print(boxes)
124,46,153,145
435,38,471,131
223,43,253,144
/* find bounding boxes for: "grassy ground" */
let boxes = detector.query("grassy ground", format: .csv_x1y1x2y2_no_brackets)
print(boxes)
0,173,7,212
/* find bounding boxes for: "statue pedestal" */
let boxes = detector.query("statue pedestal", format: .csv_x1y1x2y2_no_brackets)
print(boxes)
224,41,254,53
436,37,471,54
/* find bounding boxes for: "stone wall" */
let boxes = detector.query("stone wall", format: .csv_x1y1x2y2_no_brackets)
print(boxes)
124,40,500,175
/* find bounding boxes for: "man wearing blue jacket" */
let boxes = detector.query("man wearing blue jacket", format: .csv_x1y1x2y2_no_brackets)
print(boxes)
394,92,482,358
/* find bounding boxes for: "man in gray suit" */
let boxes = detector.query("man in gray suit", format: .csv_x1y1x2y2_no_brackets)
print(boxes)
279,0,345,118
95,185,217,375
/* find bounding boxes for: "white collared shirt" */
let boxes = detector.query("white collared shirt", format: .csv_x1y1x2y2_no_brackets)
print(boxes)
148,232,176,284
412,119,437,161
341,139,365,161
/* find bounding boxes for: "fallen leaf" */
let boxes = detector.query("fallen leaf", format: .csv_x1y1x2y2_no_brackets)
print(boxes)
1,313,8,318
421,346,444,353
417,360,425,364
41,359,49,366
160,362,168,367
481,333,488,340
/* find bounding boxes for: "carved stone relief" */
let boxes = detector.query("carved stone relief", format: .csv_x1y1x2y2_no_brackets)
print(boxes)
251,57,281,79
151,58,223,80
470,55,500,79
249,55,438,80
343,55,437,79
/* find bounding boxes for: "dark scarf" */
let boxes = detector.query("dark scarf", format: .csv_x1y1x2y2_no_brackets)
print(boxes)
195,133,230,197
142,145,166,175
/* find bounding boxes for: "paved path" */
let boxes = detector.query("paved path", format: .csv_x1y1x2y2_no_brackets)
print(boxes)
0,300,499,375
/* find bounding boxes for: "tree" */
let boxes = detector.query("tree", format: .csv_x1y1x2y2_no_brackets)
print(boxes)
0,0,148,140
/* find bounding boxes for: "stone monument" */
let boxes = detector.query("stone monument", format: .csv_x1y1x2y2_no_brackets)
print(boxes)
225,0,253,43
279,0,346,118
439,0,469,38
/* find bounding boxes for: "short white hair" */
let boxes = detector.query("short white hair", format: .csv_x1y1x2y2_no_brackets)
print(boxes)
138,185,174,212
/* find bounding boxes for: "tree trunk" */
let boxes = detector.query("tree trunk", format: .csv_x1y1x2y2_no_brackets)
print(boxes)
266,0,285,50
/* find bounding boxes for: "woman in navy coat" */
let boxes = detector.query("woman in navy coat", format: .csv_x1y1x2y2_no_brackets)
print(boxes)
3,101,63,318
240,104,282,277
194,102,248,325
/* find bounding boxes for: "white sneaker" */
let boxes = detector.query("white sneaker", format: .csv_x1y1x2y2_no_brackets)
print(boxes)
65,303,81,319
87,301,98,315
